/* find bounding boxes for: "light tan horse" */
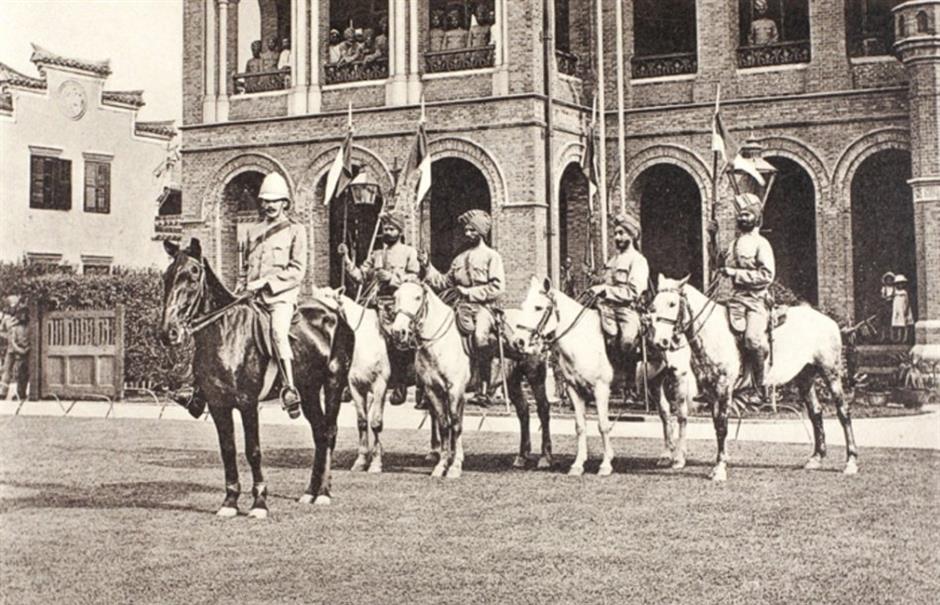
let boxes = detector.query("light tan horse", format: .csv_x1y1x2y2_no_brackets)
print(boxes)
648,275,858,481
638,343,698,470
513,277,614,476
390,280,470,478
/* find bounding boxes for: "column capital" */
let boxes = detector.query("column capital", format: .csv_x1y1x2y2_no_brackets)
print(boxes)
893,1,940,63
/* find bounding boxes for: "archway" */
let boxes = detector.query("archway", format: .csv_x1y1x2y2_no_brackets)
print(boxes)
633,164,703,288
763,157,817,304
316,172,384,288
558,162,593,295
221,170,265,288
426,157,491,273
851,149,915,338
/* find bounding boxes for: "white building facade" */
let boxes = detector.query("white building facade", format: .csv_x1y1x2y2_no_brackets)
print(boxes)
0,45,176,272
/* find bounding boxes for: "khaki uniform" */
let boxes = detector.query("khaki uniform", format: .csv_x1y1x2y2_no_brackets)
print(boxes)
347,241,420,296
443,28,469,50
244,217,307,360
725,231,775,354
425,242,505,349
749,18,779,46
596,246,649,352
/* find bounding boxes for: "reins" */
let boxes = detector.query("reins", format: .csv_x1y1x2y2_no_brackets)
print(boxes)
394,284,456,349
170,257,254,336
652,276,724,351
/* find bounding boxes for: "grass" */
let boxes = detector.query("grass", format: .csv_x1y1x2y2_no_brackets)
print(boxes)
1,416,938,605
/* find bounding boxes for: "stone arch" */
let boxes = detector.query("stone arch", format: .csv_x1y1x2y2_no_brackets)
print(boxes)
553,141,585,203
618,144,712,213
752,135,831,203
833,128,911,207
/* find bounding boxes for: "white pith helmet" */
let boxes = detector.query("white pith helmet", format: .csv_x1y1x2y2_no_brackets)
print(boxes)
258,172,291,205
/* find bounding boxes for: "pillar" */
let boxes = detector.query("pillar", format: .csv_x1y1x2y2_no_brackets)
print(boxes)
290,0,309,115
203,0,218,122
307,0,321,112
217,0,233,121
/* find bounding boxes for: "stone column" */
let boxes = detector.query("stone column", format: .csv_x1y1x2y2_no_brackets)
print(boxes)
217,0,233,121
203,0,218,122
407,0,422,104
894,0,940,360
492,0,509,95
289,0,309,115
307,0,321,112
386,0,408,105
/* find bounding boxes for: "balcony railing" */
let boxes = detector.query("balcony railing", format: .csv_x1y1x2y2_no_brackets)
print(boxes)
153,215,183,242
324,58,389,85
555,49,579,77
424,45,495,74
737,40,811,69
233,69,291,94
630,52,697,79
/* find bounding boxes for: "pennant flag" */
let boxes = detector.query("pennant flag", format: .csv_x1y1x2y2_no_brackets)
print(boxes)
711,87,766,186
408,98,432,208
732,154,767,186
581,97,599,216
323,129,353,205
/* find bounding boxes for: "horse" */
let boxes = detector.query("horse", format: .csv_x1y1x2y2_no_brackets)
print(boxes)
637,341,698,470
513,277,615,476
160,239,354,515
390,280,470,478
648,275,858,481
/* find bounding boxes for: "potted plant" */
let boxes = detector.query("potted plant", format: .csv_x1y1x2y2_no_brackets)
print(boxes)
892,353,940,409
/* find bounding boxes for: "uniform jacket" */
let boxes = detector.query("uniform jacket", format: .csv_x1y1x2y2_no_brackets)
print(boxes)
724,231,775,312
426,242,505,304
244,217,307,305
347,241,420,290
601,246,649,305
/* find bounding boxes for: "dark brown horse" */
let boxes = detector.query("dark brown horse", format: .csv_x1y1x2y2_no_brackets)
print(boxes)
160,239,353,516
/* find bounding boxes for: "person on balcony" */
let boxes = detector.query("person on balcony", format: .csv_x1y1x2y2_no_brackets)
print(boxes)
261,36,280,71
364,14,388,65
748,0,779,46
469,3,491,47
337,27,363,65
429,10,446,52
443,6,469,50
329,29,344,64
246,40,263,73
278,37,291,70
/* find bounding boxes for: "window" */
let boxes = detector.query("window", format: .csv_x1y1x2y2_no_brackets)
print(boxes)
425,0,496,74
30,156,71,210
84,160,111,214
554,0,578,77
82,256,113,275
632,0,697,78
325,0,390,84
846,1,902,57
234,0,292,94
157,186,182,216
738,0,811,68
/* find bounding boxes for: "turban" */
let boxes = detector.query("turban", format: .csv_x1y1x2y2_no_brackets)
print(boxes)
611,212,641,240
380,210,405,231
458,209,492,236
734,193,763,222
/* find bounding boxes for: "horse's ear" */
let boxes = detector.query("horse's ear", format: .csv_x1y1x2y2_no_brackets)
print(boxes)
164,240,180,257
187,238,203,260
679,274,691,287
656,273,666,290
542,276,553,293
337,285,346,297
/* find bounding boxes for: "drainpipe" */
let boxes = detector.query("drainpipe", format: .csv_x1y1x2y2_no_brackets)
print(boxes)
543,0,556,282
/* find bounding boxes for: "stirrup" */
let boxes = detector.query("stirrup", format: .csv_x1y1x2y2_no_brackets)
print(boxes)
280,386,302,419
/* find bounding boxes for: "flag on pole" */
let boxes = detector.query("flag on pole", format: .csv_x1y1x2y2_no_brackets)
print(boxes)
323,105,354,205
407,97,432,208
711,89,765,186
581,97,599,216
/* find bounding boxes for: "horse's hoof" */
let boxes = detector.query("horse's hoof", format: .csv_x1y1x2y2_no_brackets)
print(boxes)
512,455,527,469
671,458,687,470
446,465,463,479
710,466,727,482
430,464,446,478
367,461,383,474
537,456,552,470
314,495,332,506
350,458,368,472
804,457,823,471
216,506,238,518
248,507,268,519
425,451,441,464
567,465,584,477
843,459,859,476
597,463,613,477
298,494,315,504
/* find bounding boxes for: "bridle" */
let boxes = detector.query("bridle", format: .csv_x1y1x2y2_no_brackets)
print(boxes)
392,282,455,349
166,255,251,336
651,278,722,352
515,288,592,354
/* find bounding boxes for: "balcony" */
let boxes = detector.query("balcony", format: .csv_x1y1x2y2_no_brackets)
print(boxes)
233,69,291,95
324,58,389,85
555,50,579,77
737,40,811,69
424,45,495,74
630,52,697,79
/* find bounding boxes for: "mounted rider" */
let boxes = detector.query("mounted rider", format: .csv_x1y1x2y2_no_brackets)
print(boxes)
589,211,649,375
720,193,775,400
419,209,505,407
339,209,420,405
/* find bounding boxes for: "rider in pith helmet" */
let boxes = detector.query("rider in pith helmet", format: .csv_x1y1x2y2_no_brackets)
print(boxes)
721,193,775,401
340,208,420,405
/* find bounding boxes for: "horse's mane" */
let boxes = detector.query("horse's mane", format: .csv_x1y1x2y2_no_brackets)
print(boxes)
200,258,237,307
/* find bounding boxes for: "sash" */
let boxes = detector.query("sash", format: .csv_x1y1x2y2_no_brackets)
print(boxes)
246,220,292,259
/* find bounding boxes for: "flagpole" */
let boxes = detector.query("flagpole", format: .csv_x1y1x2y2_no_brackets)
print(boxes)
614,0,626,214
594,0,609,262
708,84,722,284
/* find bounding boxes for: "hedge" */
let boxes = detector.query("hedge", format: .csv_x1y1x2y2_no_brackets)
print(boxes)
0,261,192,391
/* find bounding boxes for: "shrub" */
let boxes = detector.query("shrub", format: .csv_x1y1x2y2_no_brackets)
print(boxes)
0,261,192,391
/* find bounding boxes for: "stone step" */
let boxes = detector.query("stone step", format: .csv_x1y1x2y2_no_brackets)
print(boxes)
853,344,910,367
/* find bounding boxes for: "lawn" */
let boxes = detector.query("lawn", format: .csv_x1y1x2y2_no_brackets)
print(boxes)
1,416,937,605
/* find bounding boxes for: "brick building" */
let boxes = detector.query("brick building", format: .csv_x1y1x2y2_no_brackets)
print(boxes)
1,45,177,271
178,0,939,360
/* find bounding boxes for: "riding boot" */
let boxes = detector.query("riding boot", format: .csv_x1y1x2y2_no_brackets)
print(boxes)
279,358,302,419
750,349,769,404
387,347,409,406
469,354,494,407
389,383,408,406
173,385,206,419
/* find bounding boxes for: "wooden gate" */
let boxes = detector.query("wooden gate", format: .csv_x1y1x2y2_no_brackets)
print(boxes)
34,307,125,400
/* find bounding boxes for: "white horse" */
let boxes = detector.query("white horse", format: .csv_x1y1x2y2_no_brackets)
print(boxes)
320,290,391,474
648,275,858,481
638,343,698,470
390,280,470,478
513,277,614,476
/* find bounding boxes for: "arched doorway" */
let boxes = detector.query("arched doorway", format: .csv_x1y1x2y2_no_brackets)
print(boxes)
851,149,915,335
558,162,593,295
763,157,818,304
427,157,491,273
318,172,383,288
221,170,265,289
634,164,704,288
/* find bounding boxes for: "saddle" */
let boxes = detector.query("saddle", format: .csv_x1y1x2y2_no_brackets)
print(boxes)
727,304,788,334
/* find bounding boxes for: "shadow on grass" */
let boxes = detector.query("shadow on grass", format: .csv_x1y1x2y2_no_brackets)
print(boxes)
0,480,215,515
